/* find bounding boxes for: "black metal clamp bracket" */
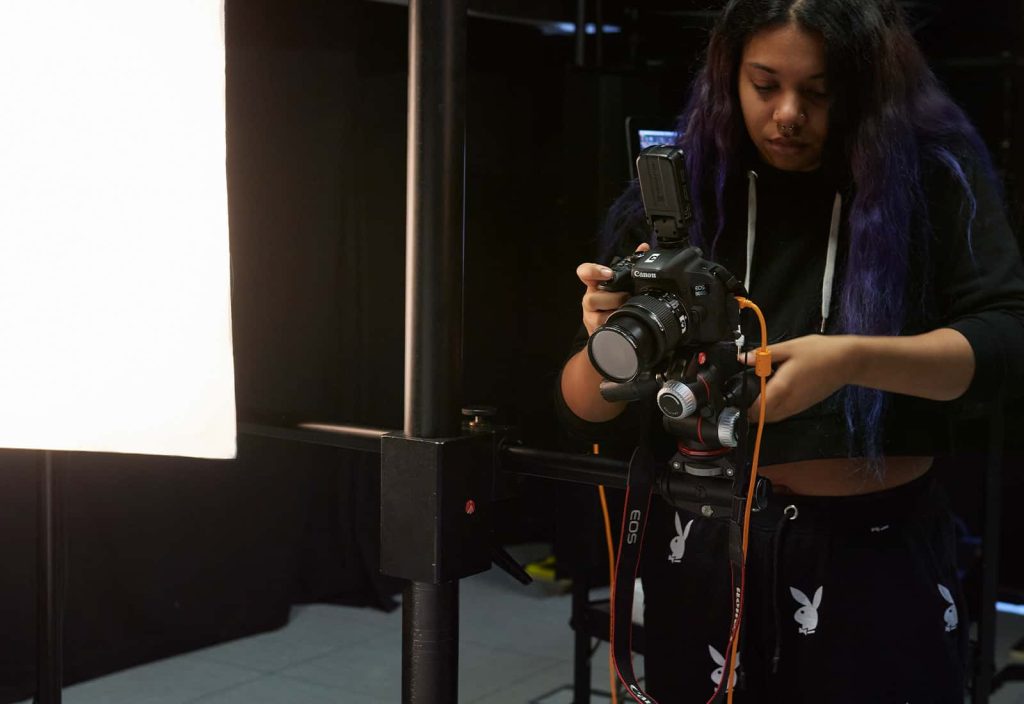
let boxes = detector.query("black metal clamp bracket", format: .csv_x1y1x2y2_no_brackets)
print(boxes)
380,432,495,584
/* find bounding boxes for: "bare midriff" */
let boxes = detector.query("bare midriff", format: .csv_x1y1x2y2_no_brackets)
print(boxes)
758,456,933,496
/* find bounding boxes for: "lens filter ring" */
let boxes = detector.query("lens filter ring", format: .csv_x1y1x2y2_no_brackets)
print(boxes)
588,324,641,382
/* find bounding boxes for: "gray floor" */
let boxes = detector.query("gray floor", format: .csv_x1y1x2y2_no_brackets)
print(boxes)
22,561,1024,703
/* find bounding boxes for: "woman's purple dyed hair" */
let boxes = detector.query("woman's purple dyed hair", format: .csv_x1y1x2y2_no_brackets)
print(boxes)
603,0,992,460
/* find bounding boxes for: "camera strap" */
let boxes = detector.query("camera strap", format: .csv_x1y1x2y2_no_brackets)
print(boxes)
610,445,658,703
611,448,752,704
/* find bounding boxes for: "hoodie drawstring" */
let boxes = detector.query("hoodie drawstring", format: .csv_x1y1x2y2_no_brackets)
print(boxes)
771,504,799,674
745,171,758,293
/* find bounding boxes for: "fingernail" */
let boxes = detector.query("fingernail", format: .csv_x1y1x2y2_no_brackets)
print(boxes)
599,266,613,277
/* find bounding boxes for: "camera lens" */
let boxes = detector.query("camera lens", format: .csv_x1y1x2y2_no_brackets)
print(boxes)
588,291,687,382
588,317,652,383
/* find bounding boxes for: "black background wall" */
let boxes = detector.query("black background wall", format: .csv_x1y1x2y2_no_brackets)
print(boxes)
229,0,1024,451
222,0,1024,629
0,1,1021,700
223,0,1024,620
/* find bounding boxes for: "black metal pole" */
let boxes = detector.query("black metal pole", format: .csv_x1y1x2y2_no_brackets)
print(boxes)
405,3,465,438
572,579,592,704
403,582,460,703
575,0,587,67
36,450,62,704
403,0,466,700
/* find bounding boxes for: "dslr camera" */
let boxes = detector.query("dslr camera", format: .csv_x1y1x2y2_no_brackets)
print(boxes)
588,146,744,385
587,145,764,518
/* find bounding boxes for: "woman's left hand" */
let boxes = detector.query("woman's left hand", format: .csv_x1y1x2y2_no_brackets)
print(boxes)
739,334,854,422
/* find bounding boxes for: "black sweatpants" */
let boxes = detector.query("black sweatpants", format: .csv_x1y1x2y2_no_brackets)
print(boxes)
639,471,968,703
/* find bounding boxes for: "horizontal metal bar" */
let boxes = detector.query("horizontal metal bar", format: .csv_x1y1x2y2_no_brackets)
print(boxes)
238,422,394,454
500,445,628,488
238,424,630,488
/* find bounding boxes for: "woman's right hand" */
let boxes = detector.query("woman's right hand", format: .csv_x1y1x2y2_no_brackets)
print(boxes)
577,243,650,335
562,243,650,423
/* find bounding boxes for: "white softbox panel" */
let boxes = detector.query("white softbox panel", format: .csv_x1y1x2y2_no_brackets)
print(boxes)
0,1,236,459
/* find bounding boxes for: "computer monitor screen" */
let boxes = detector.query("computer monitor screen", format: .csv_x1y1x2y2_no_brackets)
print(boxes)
638,129,679,151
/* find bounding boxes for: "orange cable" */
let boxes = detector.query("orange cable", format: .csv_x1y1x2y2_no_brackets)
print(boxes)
593,442,614,704
725,298,770,704
595,443,620,704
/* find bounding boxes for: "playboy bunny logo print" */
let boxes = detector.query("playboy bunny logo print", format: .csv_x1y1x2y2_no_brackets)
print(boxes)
790,586,823,635
668,513,693,564
708,645,740,690
938,584,958,632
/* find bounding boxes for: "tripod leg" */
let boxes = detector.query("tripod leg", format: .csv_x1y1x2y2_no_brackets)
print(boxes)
572,578,592,704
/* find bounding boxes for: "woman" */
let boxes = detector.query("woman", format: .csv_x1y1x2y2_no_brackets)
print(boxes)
556,0,1024,701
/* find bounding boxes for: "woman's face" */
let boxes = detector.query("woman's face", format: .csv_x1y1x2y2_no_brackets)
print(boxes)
738,22,830,172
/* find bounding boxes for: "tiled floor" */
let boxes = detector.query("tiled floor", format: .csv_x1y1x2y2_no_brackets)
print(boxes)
20,556,1024,703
